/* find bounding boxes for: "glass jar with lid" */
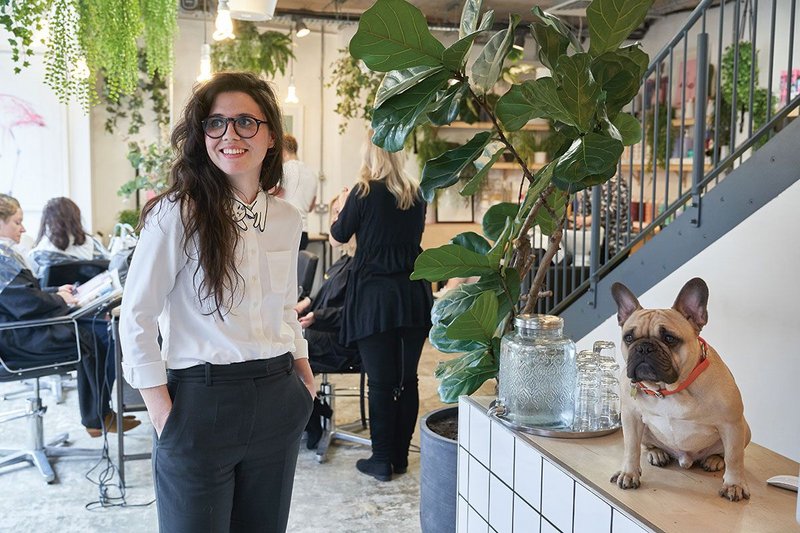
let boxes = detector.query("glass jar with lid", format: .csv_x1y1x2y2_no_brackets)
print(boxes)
498,314,577,429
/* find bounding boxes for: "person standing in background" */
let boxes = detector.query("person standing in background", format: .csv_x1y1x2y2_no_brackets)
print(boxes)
329,134,433,482
280,134,317,250
120,72,313,533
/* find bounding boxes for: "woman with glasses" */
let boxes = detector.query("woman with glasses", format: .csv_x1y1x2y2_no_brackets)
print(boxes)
120,72,313,533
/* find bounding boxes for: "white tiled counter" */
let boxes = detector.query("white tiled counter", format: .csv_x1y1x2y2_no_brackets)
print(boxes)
457,396,800,533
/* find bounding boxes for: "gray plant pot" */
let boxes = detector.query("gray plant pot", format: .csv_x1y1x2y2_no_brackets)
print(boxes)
419,406,458,533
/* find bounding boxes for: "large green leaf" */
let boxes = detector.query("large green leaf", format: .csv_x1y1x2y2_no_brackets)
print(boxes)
420,131,492,202
531,22,569,71
471,15,520,94
460,142,505,196
555,53,602,133
442,11,494,72
530,6,583,53
437,347,498,403
349,0,445,71
375,65,445,109
554,132,623,183
612,112,642,146
371,70,451,152
482,202,519,241
617,43,650,79
587,0,654,56
534,188,569,235
590,51,642,118
459,0,483,38
411,243,497,281
446,291,498,343
430,323,485,353
451,232,492,255
554,163,618,194
427,82,468,125
434,348,490,379
496,78,573,131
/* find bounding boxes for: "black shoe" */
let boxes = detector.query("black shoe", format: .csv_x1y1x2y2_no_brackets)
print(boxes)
356,457,392,482
393,464,408,475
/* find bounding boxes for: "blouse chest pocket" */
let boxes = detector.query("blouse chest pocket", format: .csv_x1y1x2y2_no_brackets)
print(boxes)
267,250,292,293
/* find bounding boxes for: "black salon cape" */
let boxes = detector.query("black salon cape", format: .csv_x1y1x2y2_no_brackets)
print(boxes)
0,260,85,370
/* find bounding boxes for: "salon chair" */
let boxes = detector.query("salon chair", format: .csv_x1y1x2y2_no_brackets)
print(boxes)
0,298,115,483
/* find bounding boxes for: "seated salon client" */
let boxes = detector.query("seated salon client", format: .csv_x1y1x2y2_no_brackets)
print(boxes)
294,233,358,448
28,196,109,274
120,72,314,533
0,194,139,437
329,134,433,482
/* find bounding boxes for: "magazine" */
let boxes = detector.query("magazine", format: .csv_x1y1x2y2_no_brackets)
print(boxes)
73,269,123,307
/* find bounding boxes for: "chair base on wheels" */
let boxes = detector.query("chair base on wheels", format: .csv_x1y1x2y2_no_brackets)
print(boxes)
1,374,76,404
0,395,102,483
314,375,371,464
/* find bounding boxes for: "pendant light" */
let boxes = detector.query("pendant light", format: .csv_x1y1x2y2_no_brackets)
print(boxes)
197,0,212,82
285,31,299,104
213,0,235,41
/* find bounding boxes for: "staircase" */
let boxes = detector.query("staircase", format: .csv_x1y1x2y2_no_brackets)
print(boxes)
536,0,800,339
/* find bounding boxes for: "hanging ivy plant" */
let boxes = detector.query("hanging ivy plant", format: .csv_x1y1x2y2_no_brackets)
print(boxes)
104,50,169,136
79,0,142,102
211,21,293,76
720,41,771,147
44,0,95,109
327,47,383,134
0,0,50,73
140,0,178,79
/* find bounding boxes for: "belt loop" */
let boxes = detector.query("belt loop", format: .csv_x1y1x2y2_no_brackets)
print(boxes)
204,362,212,386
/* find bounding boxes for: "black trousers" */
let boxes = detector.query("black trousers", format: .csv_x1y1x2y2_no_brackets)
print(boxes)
356,326,428,467
76,317,113,429
153,354,313,533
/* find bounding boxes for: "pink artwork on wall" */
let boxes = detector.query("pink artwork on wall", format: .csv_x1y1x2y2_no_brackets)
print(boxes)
780,69,800,105
0,94,47,194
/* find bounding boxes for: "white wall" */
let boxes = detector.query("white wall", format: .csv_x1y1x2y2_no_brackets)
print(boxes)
577,180,800,461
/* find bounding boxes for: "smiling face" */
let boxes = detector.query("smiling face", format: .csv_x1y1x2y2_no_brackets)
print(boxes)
0,207,25,243
204,91,275,190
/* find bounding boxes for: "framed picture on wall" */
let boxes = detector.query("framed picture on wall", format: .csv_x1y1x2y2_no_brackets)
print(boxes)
282,104,304,157
435,187,474,223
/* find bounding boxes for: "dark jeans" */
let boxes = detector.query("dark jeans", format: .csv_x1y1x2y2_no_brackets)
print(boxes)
76,317,113,429
153,354,313,533
356,326,428,467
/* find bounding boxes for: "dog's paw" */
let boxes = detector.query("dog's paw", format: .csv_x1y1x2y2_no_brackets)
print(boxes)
701,454,725,472
719,482,750,502
646,448,672,467
611,470,641,489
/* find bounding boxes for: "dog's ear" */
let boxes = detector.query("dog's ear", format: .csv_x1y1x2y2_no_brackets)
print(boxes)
672,278,709,332
611,282,642,326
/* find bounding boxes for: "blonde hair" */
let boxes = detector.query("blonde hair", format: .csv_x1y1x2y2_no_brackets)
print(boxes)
0,194,20,222
357,133,420,210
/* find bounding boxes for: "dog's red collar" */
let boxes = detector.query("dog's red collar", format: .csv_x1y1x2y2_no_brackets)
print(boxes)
635,337,710,399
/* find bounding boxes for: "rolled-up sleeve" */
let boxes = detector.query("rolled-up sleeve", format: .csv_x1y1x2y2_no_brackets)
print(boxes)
120,200,185,389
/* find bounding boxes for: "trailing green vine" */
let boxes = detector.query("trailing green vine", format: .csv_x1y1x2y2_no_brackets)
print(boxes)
104,51,169,136
79,0,142,102
140,0,177,79
0,0,50,73
327,47,383,134
720,41,771,145
211,21,293,77
44,0,95,109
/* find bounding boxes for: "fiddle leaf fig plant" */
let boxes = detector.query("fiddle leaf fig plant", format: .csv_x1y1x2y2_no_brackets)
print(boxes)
351,0,653,403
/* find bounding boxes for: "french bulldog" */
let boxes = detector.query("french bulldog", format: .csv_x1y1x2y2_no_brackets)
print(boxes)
609,278,751,501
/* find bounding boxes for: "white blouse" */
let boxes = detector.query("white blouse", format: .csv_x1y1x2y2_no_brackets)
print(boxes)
120,191,308,389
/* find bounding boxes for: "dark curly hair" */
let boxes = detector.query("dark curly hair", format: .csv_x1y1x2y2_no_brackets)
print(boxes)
140,72,285,316
36,197,86,250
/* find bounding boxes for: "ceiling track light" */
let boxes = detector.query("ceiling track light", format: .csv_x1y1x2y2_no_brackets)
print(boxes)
295,19,310,38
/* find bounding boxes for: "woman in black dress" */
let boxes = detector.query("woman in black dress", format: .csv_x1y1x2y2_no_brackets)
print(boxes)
329,137,433,481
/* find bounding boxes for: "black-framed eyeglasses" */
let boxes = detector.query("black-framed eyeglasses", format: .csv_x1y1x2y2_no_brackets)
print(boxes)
202,115,269,139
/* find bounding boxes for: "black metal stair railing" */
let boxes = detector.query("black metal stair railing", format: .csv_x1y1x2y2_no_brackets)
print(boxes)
533,0,800,315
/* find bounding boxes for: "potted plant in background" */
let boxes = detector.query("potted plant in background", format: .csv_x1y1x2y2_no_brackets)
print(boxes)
349,0,653,530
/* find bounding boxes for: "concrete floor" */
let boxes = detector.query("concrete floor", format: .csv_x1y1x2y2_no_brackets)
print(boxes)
0,342,491,533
